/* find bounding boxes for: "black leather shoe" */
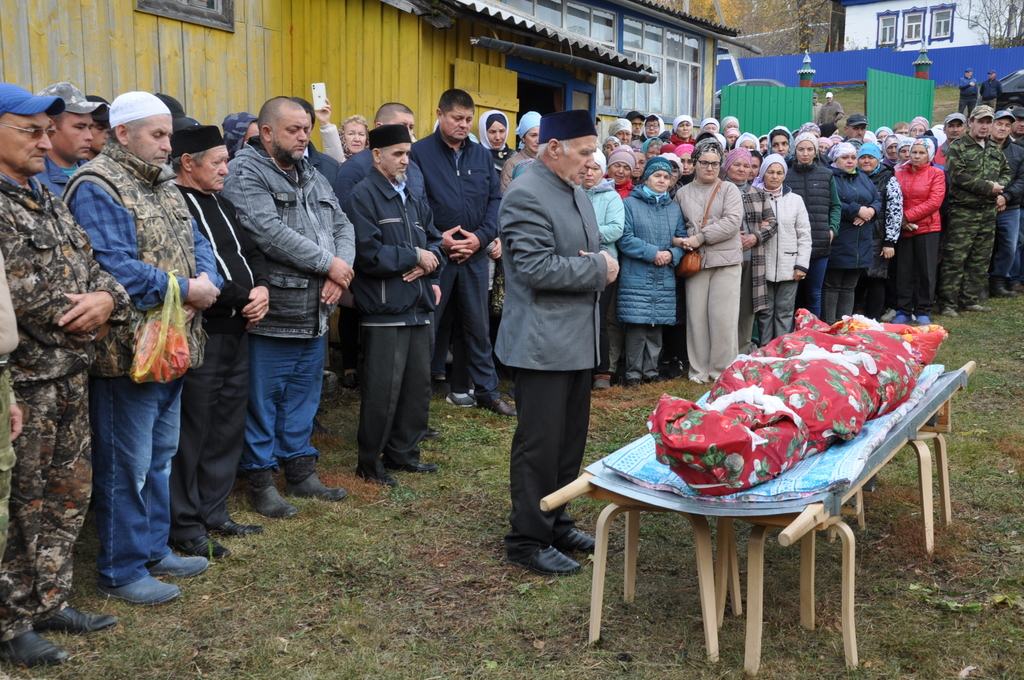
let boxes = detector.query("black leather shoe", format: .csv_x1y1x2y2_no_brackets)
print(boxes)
209,519,264,536
172,535,231,559
0,631,69,666
480,397,517,417
357,469,398,487
383,460,438,473
553,529,596,554
509,546,580,576
34,606,118,635
421,428,441,441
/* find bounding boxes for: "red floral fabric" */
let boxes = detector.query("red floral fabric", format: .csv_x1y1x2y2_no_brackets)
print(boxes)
649,312,947,495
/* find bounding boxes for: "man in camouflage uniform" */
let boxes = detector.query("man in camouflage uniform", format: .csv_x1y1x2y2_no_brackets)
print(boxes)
936,105,1011,316
65,91,224,606
0,246,21,569
0,83,133,667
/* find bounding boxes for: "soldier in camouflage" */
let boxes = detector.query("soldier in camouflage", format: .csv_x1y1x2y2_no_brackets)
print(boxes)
0,83,133,667
936,105,1011,316
65,92,223,607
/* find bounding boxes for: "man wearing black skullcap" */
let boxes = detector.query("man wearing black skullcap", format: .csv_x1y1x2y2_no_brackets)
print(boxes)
497,110,619,575
343,125,444,486
168,125,271,557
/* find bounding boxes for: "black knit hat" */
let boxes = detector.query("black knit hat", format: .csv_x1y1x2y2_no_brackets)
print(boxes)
538,110,596,143
171,124,225,159
368,124,412,149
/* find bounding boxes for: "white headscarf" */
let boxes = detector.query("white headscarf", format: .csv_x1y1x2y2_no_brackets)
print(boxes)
644,114,664,138
477,110,509,151
700,117,720,132
608,118,632,137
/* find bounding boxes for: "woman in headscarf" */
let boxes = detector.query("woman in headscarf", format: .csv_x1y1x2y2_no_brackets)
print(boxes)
671,115,694,145
854,142,902,321
723,127,740,150
882,134,901,167
643,114,666,141
818,135,834,158
759,135,769,154
721,116,740,134
736,132,759,151
608,118,633,147
700,117,720,134
896,136,914,164
722,147,777,354
908,116,930,137
642,137,664,159
606,147,637,200
603,136,621,157
875,126,893,145
786,132,841,320
768,125,794,160
822,142,882,323
222,112,257,160
753,154,811,344
676,138,744,383
797,122,821,138
894,137,945,325
500,111,541,192
478,110,512,173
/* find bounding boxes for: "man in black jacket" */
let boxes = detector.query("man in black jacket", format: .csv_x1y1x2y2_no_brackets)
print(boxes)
345,125,444,486
989,110,1024,298
169,125,271,556
409,89,515,416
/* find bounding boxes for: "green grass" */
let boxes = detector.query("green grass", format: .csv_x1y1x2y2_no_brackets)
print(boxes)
818,85,959,127
12,302,1024,679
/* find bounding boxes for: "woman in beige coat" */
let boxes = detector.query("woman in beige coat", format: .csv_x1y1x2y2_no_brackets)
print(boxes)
676,139,744,383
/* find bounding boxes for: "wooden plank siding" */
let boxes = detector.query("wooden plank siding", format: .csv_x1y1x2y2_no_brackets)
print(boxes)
0,0,611,141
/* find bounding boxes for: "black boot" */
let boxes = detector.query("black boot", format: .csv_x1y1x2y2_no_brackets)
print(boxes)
247,469,298,518
990,275,1019,298
283,456,347,501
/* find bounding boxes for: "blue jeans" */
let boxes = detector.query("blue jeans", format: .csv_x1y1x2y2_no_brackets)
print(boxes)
1008,209,1024,285
797,256,829,319
991,207,1021,277
241,334,325,471
90,376,183,587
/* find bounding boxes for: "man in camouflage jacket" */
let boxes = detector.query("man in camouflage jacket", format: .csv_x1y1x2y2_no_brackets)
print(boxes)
0,83,132,667
936,105,1011,315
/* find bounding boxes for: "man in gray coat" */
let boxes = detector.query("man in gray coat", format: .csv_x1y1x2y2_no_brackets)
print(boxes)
496,110,619,576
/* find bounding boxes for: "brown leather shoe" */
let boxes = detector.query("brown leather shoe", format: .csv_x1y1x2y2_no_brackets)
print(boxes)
1010,282,1024,292
480,397,517,417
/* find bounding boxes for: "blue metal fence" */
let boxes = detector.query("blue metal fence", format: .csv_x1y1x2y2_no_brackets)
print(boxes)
717,44,1024,89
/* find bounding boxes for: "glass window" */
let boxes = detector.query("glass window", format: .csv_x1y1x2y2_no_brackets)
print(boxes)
664,62,677,117
624,18,643,50
904,13,923,41
879,15,896,45
666,30,684,59
599,74,614,109
566,3,590,36
690,66,700,117
536,0,562,26
678,65,691,117
649,56,662,112
685,36,700,64
506,0,533,12
644,24,663,54
932,9,952,38
592,9,615,44
136,0,233,31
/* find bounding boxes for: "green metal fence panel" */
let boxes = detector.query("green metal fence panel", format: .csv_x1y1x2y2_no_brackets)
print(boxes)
721,86,813,139
866,68,935,129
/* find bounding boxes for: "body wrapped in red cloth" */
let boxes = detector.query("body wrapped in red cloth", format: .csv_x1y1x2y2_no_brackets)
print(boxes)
648,313,947,495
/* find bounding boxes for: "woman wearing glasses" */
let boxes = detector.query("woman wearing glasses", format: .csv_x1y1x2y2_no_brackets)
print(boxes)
675,139,743,383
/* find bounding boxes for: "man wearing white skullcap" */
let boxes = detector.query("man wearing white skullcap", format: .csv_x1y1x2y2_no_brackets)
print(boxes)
63,91,225,606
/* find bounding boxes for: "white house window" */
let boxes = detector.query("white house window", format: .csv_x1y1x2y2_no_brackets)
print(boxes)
932,8,953,39
904,12,923,42
878,15,896,46
620,21,702,117
136,0,234,31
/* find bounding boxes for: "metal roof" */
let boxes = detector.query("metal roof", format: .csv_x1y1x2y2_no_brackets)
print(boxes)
443,0,653,73
626,0,739,37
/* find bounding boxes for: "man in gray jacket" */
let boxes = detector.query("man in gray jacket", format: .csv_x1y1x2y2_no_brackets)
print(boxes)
496,110,619,576
221,97,354,518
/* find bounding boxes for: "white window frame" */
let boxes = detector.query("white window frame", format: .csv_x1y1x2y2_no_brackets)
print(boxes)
617,18,702,118
931,8,953,40
903,11,924,43
878,14,897,46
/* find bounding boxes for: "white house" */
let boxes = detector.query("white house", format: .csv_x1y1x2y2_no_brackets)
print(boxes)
840,0,988,50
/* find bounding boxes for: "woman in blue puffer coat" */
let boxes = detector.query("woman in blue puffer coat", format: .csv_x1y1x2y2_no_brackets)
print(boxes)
617,157,686,386
822,142,883,324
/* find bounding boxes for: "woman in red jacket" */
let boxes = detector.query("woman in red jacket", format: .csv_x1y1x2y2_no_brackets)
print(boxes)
894,138,946,325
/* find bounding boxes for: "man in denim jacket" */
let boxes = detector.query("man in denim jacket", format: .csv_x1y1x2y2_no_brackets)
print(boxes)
222,97,355,518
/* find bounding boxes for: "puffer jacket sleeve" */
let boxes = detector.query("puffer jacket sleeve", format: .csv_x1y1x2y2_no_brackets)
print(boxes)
600,193,625,249
902,167,946,224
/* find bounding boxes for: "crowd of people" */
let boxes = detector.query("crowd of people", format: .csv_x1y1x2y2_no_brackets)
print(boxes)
1,73,1023,666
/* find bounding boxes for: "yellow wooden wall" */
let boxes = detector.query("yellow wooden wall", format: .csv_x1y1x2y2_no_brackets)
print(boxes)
0,0,528,142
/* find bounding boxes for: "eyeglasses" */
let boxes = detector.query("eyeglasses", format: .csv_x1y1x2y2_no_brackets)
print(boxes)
0,123,57,139
696,160,721,169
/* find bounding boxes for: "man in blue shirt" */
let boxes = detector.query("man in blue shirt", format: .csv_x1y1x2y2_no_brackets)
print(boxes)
980,71,1003,110
957,68,978,116
33,82,105,197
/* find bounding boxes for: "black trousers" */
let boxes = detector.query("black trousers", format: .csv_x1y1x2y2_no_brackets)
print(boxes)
896,232,941,315
169,332,249,543
505,368,591,560
356,324,431,477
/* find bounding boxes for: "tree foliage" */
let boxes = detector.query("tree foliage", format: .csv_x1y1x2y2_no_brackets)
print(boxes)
671,0,840,56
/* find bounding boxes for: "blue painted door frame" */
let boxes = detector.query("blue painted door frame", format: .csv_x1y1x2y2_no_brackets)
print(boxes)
506,56,597,116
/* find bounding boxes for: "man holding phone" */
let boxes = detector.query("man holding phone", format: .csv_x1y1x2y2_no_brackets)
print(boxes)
410,89,515,416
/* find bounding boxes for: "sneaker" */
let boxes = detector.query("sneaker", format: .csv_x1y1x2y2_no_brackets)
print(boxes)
937,307,959,318
446,391,475,407
915,314,931,326
891,312,910,325
880,308,897,323
964,304,991,312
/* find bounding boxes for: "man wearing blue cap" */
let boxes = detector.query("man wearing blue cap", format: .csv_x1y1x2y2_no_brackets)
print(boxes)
497,109,618,576
0,83,132,666
988,110,1024,298
958,68,978,116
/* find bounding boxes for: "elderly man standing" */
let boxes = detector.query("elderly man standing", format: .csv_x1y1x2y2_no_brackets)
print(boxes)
345,125,444,486
34,83,106,196
221,97,354,518
167,125,271,558
817,92,844,126
0,83,132,664
936,105,1010,316
497,110,618,576
65,91,224,605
